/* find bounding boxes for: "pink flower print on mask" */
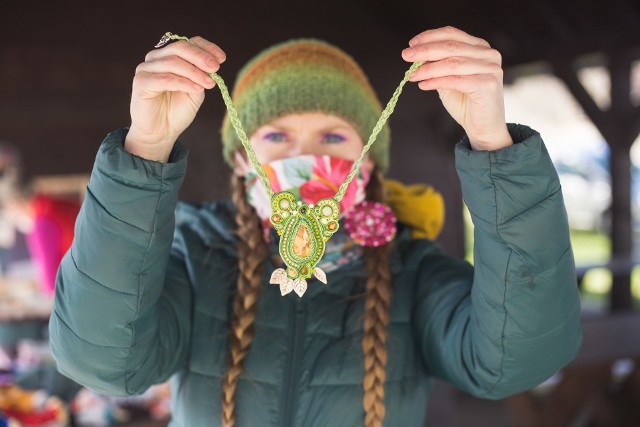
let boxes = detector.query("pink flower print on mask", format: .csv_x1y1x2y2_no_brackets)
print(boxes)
299,156,369,213
244,154,371,224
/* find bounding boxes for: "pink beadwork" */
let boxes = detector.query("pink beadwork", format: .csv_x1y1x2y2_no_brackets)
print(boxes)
344,201,397,247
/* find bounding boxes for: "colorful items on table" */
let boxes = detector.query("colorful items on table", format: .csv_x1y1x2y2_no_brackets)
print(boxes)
70,388,128,427
0,385,67,427
26,195,81,295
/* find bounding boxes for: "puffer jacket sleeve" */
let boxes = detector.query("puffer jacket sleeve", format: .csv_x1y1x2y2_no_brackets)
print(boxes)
413,124,582,399
49,128,193,396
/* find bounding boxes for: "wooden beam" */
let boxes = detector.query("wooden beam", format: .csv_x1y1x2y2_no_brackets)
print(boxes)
552,48,640,146
551,58,611,136
505,44,640,70
610,50,640,144
607,50,637,310
630,109,640,144
552,52,638,310
610,50,634,119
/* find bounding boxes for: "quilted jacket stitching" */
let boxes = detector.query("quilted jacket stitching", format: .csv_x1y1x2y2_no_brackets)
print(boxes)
53,311,130,350
124,163,168,395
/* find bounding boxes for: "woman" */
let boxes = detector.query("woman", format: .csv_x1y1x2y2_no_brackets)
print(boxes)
0,143,81,295
49,26,582,427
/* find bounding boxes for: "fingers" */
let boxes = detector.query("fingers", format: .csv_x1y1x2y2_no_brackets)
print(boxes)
417,73,501,95
133,71,206,95
190,36,226,63
145,37,225,74
409,57,502,83
136,56,216,89
403,39,501,65
135,36,226,94
402,26,503,93
409,26,490,48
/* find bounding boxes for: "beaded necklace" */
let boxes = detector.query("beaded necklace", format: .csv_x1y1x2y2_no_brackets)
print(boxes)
156,32,422,297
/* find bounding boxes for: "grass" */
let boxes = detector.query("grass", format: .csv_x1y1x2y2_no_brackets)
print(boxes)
569,229,640,311
570,229,611,265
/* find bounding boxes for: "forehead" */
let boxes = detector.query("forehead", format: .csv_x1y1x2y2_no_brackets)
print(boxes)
261,113,358,132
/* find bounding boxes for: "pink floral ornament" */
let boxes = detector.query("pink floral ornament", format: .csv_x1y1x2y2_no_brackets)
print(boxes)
344,201,397,247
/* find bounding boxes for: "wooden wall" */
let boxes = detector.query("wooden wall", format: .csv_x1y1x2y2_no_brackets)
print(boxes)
0,1,480,256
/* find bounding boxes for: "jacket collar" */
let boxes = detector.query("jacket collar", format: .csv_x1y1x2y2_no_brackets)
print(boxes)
179,199,406,300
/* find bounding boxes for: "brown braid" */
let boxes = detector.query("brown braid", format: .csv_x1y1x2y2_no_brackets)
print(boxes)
362,170,393,427
221,174,269,427
220,171,392,427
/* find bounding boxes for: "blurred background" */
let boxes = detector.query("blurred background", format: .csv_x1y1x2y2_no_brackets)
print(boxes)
1,0,640,426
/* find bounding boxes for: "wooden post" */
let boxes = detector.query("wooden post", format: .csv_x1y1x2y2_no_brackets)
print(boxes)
553,49,640,311
609,51,638,310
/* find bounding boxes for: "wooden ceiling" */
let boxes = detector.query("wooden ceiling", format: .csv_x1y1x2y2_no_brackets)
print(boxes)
5,0,639,65
2,0,640,257
390,0,640,67
4,0,639,187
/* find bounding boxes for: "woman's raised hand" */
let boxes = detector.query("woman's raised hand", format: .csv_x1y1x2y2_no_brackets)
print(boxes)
124,36,226,162
403,26,512,151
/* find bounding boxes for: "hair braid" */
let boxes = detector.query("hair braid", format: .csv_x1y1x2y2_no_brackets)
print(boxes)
221,174,269,427
221,171,392,427
362,170,393,427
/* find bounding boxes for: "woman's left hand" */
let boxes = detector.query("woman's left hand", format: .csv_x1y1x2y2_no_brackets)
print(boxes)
403,26,512,151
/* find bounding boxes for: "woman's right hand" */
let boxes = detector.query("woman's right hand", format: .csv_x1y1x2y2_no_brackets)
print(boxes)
124,36,226,162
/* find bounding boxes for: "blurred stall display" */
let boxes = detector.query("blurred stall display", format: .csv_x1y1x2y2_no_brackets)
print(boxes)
70,383,171,427
0,278,52,323
13,341,54,374
0,143,85,296
30,176,88,203
71,389,130,427
0,384,68,427
0,334,170,426
111,383,171,421
23,193,81,296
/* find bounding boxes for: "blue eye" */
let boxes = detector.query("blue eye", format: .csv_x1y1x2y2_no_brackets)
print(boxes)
264,132,287,143
323,133,346,144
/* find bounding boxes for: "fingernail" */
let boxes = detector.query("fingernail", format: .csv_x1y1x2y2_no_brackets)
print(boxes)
402,48,414,58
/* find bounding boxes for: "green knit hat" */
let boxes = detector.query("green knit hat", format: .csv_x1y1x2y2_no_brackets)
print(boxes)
220,38,390,172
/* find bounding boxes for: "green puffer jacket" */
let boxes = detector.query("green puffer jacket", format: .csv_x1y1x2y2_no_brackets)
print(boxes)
49,124,582,427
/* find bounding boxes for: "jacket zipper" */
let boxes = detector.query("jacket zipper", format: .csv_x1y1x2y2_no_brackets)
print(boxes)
281,300,306,427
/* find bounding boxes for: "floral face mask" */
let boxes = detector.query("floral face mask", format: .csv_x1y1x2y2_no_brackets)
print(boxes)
244,154,371,225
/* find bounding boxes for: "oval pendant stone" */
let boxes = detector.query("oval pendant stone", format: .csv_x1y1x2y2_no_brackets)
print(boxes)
272,192,337,285
293,225,312,258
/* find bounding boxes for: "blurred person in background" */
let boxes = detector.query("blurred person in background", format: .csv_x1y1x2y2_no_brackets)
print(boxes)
0,143,82,295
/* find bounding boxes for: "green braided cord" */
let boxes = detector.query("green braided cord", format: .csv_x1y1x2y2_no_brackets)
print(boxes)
209,73,275,198
333,60,423,202
166,33,274,198
162,32,422,203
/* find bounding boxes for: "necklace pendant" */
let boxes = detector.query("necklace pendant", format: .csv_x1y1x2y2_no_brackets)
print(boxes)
268,192,339,297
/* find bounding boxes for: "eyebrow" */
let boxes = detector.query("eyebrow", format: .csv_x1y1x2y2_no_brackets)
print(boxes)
265,123,354,133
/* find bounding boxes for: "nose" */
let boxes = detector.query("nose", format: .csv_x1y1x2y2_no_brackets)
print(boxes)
290,135,321,157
